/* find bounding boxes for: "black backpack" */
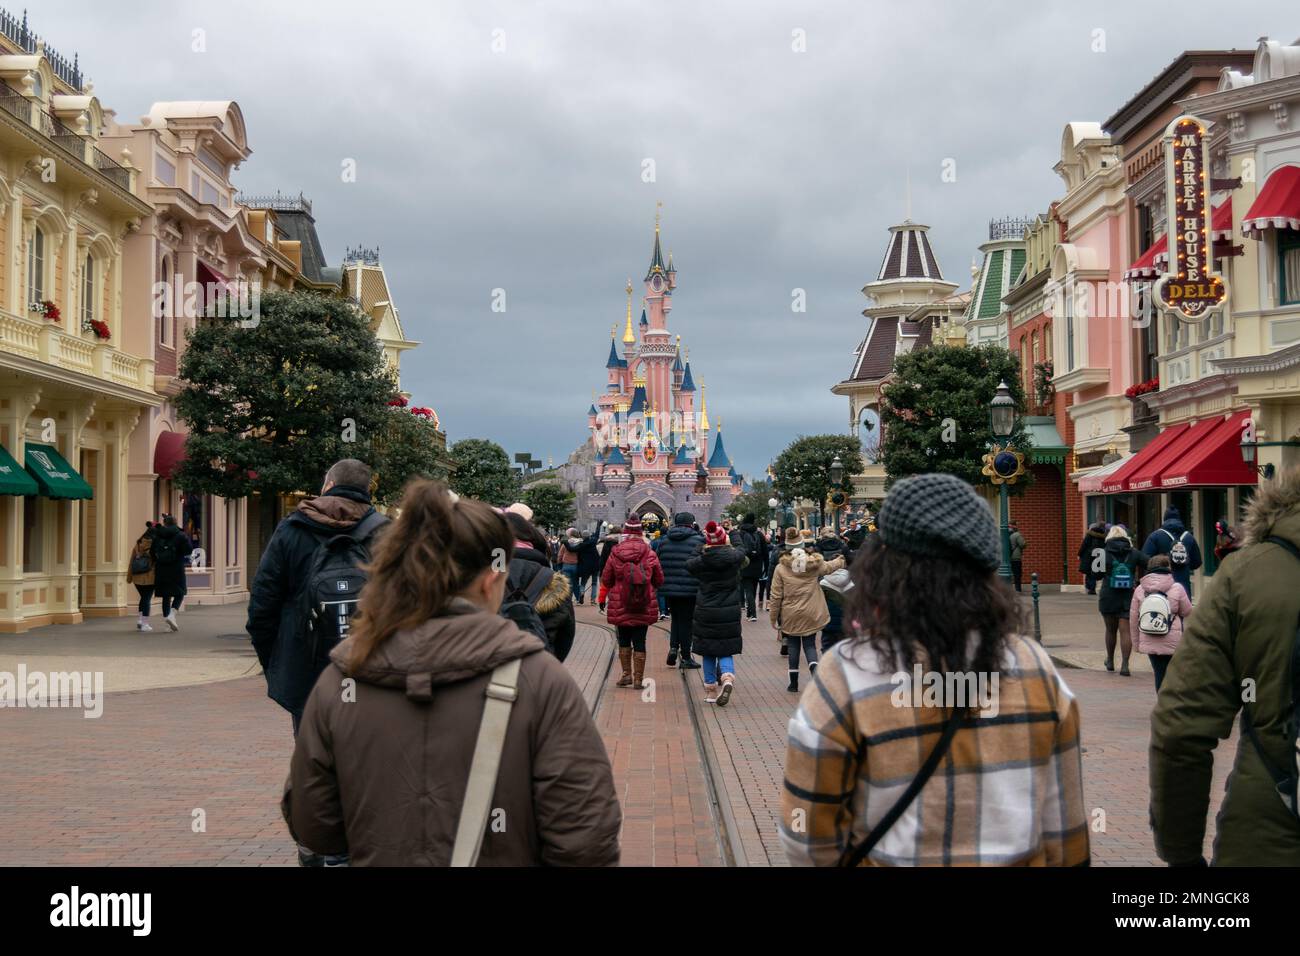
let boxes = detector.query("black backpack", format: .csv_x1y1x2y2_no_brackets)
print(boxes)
153,533,179,566
500,565,552,647
742,529,763,564
301,511,389,667
1242,536,1300,823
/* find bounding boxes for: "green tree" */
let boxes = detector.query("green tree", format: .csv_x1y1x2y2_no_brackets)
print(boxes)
174,290,396,554
772,436,864,527
448,438,519,506
522,482,576,532
371,407,451,507
879,343,1032,487
724,479,776,526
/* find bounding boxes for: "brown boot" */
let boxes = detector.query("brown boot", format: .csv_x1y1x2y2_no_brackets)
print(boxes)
616,646,633,686
632,651,647,689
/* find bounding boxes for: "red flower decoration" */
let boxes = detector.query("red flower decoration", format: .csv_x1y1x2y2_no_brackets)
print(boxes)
387,396,409,408
40,300,60,322
88,319,111,340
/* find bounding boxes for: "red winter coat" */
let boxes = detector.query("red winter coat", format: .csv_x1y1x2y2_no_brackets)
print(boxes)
600,536,663,627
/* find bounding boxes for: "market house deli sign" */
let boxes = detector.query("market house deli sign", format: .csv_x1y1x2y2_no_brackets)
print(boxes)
1154,115,1228,322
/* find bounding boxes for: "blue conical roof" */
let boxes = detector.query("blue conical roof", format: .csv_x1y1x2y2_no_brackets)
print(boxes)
606,338,622,368
672,348,683,372
629,384,649,414
646,226,666,280
707,428,730,469
674,444,693,465
587,404,598,416
605,445,628,466
679,362,696,392
639,308,648,327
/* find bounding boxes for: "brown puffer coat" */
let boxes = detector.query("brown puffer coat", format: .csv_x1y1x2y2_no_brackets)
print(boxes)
769,548,845,636
282,598,622,866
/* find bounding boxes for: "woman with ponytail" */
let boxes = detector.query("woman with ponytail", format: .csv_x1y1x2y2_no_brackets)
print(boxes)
282,480,621,866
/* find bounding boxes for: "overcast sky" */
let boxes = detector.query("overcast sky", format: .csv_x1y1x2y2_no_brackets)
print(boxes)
32,1,1296,479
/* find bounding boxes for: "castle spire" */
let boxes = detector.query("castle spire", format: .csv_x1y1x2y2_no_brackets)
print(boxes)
645,204,666,280
699,383,710,431
622,278,635,343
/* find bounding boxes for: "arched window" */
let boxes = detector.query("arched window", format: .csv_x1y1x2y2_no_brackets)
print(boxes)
82,253,97,328
158,255,173,346
27,227,45,304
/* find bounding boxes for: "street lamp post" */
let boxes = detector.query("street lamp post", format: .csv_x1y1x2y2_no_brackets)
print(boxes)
989,380,1018,585
829,455,844,533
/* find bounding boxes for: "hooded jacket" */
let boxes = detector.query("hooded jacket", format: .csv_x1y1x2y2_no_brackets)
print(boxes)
283,599,621,866
246,486,382,716
1097,537,1147,617
573,532,601,576
657,525,705,598
1150,470,1300,866
600,536,664,627
730,522,768,580
769,548,845,636
506,545,575,661
1142,511,1202,591
1128,569,1191,656
686,544,747,656
127,535,155,587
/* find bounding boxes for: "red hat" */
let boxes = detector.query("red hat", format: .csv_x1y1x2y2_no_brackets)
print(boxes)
623,515,643,536
704,521,728,546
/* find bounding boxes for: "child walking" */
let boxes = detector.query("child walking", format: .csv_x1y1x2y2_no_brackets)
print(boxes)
686,521,746,705
770,527,845,693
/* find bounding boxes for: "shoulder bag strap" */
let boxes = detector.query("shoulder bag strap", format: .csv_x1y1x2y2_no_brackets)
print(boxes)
450,657,523,867
839,706,967,868
348,509,389,543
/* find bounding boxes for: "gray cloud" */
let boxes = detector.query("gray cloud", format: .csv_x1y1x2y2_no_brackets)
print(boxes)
35,0,1293,478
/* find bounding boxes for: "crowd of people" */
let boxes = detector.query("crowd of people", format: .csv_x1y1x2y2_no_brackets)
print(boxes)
243,455,1300,868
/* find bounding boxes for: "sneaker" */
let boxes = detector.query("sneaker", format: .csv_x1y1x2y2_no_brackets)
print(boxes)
658,613,668,621
666,649,678,667
747,616,758,623
138,621,153,632
165,612,179,632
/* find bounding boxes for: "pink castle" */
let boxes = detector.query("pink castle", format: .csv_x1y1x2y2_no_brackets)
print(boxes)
579,213,740,528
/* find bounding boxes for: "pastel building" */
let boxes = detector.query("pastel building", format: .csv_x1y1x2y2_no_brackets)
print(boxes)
0,11,157,630
578,215,740,528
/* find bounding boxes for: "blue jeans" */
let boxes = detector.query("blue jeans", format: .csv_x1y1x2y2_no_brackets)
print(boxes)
702,655,735,685
576,572,596,604
561,563,578,596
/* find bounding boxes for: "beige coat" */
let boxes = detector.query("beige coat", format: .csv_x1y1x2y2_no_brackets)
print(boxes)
126,536,154,586
769,549,845,636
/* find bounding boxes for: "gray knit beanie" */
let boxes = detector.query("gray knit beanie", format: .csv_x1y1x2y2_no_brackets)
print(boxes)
877,473,1000,570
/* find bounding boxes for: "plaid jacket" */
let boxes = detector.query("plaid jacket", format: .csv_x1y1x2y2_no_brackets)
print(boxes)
781,635,1089,866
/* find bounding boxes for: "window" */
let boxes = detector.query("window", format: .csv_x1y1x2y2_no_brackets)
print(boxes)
158,255,173,347
200,180,220,206
1280,230,1300,305
191,172,201,196
1138,286,1158,383
82,253,96,327
1065,291,1075,371
155,154,176,187
1043,321,1052,363
27,227,45,304
1138,204,1155,258
22,496,44,573
197,146,224,175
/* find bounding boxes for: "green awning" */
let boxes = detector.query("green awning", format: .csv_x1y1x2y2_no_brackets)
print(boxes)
1023,415,1068,463
24,443,93,500
0,444,38,496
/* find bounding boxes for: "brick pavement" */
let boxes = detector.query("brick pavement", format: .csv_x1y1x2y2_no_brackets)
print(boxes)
0,620,619,866
579,608,724,866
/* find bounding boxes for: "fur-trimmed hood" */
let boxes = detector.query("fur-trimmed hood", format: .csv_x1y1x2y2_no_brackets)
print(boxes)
1244,466,1300,547
535,567,572,615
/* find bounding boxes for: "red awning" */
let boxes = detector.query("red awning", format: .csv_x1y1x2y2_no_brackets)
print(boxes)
1123,420,1218,492
1241,166,1300,239
1099,423,1190,493
1160,409,1257,488
1123,199,1233,280
154,430,187,480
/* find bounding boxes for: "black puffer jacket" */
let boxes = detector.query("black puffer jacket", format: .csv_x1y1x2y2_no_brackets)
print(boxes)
657,525,705,597
574,532,601,576
816,536,846,563
150,523,193,597
506,546,576,661
686,545,747,657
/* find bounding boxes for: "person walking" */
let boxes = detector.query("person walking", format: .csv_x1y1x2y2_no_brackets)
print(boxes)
600,515,663,689
1142,506,1202,598
756,529,773,612
729,513,767,623
150,514,192,632
247,458,389,742
1151,466,1300,866
572,527,600,606
686,521,746,705
595,522,620,611
283,479,621,866
781,472,1089,867
841,517,867,560
770,527,845,693
656,512,704,669
819,566,852,654
1078,521,1108,595
1213,519,1242,563
1008,521,1027,592
1098,525,1147,676
557,528,581,598
127,532,156,631
1129,554,1191,692
503,512,575,661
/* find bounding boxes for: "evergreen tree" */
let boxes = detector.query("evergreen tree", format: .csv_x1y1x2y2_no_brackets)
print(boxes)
521,482,576,532
879,343,1032,487
771,436,864,526
448,438,519,506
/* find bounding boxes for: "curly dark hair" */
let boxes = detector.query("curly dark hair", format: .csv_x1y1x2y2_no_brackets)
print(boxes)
843,534,1021,676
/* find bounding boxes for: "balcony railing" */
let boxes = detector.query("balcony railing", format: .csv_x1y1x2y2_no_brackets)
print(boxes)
0,7,84,90
0,84,28,123
0,83,132,191
91,145,130,190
